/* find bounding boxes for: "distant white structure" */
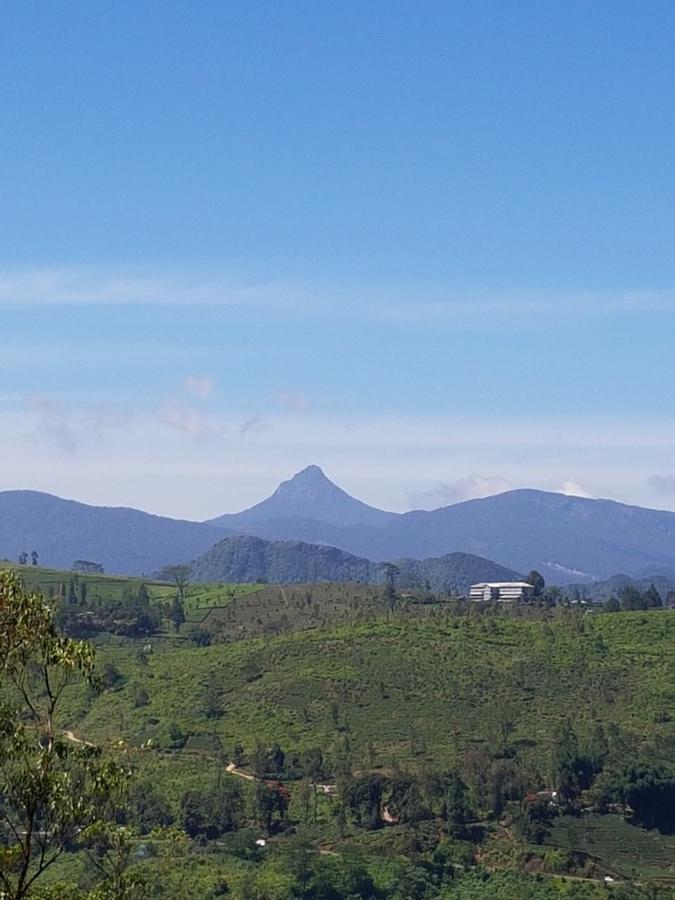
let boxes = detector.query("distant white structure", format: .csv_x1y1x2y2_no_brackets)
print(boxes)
468,582,534,602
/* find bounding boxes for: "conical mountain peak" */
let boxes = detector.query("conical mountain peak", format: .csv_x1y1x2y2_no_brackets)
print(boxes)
216,466,396,529
286,464,331,485
274,465,340,500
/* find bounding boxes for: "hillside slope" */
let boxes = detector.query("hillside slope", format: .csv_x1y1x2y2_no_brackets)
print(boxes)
189,534,521,591
67,610,675,775
0,490,228,575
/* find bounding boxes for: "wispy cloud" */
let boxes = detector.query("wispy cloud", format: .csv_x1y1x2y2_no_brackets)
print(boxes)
648,474,675,496
409,474,513,509
240,416,270,437
556,480,593,498
22,394,132,453
184,375,215,399
1,267,673,329
0,267,305,311
157,402,222,441
276,390,310,414
24,394,79,453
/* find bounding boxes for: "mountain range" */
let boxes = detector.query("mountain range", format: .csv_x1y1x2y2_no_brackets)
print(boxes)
2,465,675,583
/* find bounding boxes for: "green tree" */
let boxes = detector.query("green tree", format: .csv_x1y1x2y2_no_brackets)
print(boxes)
619,585,647,611
161,564,191,602
644,583,663,608
127,781,173,835
167,595,186,632
525,570,545,597
201,679,223,719
347,774,384,830
441,772,471,837
0,571,131,899
605,762,675,831
180,782,243,839
381,563,399,604
67,578,78,604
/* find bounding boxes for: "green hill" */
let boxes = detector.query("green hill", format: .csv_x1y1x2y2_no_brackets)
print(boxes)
50,606,675,895
189,534,521,592
65,609,674,774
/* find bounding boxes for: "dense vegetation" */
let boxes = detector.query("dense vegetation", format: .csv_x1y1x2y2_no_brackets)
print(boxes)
190,535,520,592
2,565,674,898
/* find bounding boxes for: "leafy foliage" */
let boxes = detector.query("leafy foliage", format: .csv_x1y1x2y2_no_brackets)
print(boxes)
0,572,132,899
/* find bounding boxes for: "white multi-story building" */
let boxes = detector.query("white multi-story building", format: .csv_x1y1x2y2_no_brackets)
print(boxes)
468,581,534,602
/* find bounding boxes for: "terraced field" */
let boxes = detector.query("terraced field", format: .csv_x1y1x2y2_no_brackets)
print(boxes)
548,814,675,882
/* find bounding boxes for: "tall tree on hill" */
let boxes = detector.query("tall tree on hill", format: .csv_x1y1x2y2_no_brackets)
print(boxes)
168,596,186,632
0,571,134,899
161,564,191,602
381,562,399,604
30,550,38,567
525,570,545,597
644,584,663,608
619,585,647,611
442,772,471,837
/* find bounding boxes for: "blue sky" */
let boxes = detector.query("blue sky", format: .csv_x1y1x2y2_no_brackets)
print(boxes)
1,1,675,517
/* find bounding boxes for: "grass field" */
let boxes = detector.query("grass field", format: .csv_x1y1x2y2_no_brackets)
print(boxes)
1,562,265,619
1,562,175,601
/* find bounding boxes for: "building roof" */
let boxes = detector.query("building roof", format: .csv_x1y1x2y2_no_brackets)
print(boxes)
470,582,533,589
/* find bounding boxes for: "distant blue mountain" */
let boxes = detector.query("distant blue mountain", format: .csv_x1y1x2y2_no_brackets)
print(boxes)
3,467,675,583
206,467,675,583
0,490,227,575
208,465,397,530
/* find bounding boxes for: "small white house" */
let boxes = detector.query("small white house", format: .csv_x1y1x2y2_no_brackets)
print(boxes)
468,582,534,602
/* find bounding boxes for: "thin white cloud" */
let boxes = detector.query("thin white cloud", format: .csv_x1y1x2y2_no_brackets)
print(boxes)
556,480,593,498
157,402,221,441
409,474,513,509
276,390,310,414
184,375,215,399
1,267,673,329
0,267,306,311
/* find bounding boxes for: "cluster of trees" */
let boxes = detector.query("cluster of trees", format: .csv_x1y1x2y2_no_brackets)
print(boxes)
46,566,191,638
604,584,668,612
127,775,290,840
16,550,38,566
72,559,105,574
602,762,675,831
54,578,162,638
